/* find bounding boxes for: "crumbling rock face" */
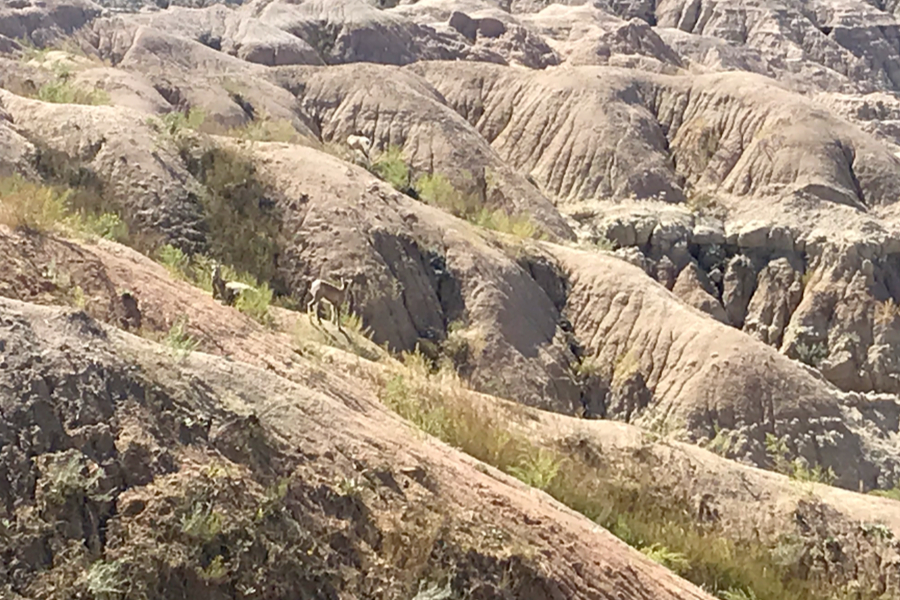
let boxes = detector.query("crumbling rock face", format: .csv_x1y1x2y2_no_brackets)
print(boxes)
552,246,900,491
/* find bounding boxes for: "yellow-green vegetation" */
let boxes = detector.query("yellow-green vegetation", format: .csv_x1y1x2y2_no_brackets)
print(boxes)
587,235,616,251
373,352,860,600
868,482,900,501
85,559,127,600
371,145,413,194
0,174,126,242
16,42,110,106
414,172,545,240
414,172,480,217
164,316,200,362
36,76,109,106
612,349,640,387
0,174,69,232
191,146,283,284
685,191,720,216
228,116,302,143
800,270,815,291
157,107,208,137
154,244,274,325
765,433,836,485
42,451,109,505
874,298,900,327
292,303,385,362
705,424,737,458
640,543,691,574
792,341,829,368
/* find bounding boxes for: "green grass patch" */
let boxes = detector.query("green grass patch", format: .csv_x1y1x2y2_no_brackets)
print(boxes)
371,145,413,194
164,316,200,362
374,355,861,600
36,78,109,106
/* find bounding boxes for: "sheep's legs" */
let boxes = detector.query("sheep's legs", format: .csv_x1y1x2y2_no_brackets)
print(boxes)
307,299,322,323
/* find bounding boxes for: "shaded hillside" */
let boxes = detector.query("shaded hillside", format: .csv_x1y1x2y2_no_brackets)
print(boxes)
2,0,900,599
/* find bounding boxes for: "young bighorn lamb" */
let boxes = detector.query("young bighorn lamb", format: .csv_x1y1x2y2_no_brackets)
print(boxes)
307,276,351,330
212,262,255,306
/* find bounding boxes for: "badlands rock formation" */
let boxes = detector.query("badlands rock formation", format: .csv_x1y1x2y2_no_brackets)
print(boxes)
2,0,900,596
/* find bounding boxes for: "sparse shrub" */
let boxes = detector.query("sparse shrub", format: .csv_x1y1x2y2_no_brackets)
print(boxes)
588,235,615,251
792,341,828,368
371,145,413,193
686,191,719,215
441,320,474,371
164,316,199,361
192,146,283,284
71,285,86,310
800,270,815,290
198,554,228,582
339,301,369,335
414,172,545,239
42,451,108,505
159,107,207,137
337,476,368,499
229,116,301,143
156,244,191,279
506,448,561,491
234,279,273,325
85,559,127,600
180,501,224,543
36,78,109,106
640,543,691,574
874,298,900,326
720,588,758,600
0,174,70,232
765,433,836,485
411,580,453,600
612,349,639,388
869,482,900,501
471,207,544,240
75,211,129,243
705,425,735,458
415,172,479,218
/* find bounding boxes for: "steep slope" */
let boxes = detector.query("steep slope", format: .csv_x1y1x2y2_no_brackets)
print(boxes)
0,293,716,600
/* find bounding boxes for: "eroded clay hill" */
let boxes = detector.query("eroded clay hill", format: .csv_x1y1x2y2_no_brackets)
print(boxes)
2,0,900,597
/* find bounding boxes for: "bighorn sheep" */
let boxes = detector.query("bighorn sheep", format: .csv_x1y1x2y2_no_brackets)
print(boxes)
307,276,351,330
212,262,255,306
347,134,372,164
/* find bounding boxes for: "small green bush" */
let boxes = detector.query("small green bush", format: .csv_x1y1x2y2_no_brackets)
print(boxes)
43,452,107,505
180,501,224,543
36,79,109,106
0,175,70,232
415,172,479,218
640,543,691,574
164,317,199,361
793,341,828,368
157,244,191,279
192,146,283,284
229,117,301,143
765,433,836,485
371,146,412,193
74,211,129,243
159,107,207,137
506,448,561,491
85,559,127,600
869,483,900,501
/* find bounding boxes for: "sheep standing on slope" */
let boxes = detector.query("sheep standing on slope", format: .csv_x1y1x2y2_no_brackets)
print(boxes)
307,275,351,331
347,134,372,165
